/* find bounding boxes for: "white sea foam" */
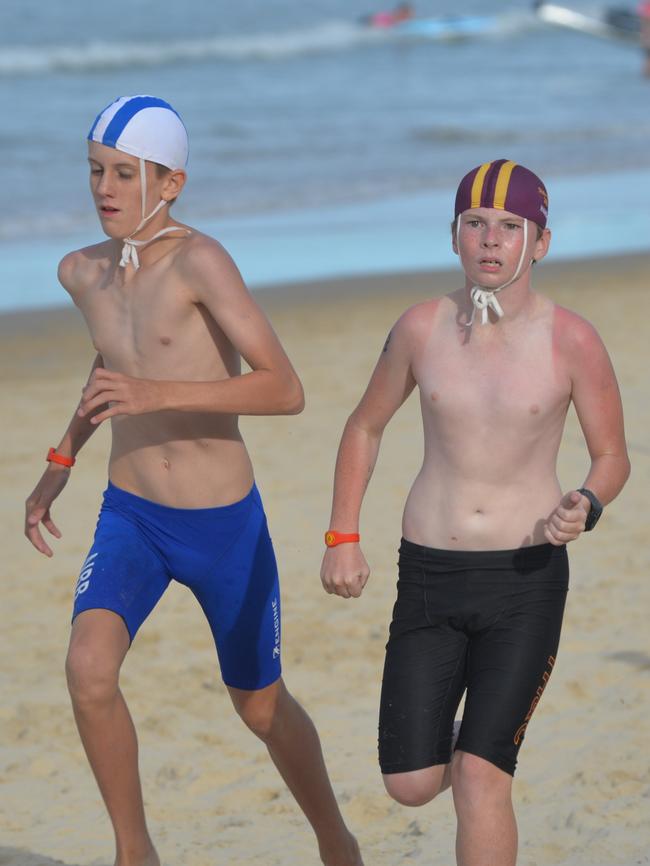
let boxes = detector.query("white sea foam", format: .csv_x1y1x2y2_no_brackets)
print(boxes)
0,15,535,76
0,23,384,75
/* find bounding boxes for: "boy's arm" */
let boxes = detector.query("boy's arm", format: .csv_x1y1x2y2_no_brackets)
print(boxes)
321,311,420,599
545,315,630,545
78,241,304,425
25,354,106,557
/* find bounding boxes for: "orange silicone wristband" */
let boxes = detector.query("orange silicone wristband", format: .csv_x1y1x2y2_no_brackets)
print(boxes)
325,531,360,547
47,447,75,468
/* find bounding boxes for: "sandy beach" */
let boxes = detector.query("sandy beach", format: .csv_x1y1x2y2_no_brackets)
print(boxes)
1,252,649,866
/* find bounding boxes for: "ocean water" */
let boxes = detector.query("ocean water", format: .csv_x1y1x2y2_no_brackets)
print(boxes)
0,0,648,312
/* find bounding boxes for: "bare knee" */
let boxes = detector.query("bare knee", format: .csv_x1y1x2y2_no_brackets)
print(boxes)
65,610,129,709
383,765,446,807
229,680,284,742
65,629,124,710
452,751,512,815
66,640,121,710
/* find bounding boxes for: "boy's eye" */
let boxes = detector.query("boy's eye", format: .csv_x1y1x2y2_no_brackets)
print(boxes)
505,222,521,230
118,172,135,180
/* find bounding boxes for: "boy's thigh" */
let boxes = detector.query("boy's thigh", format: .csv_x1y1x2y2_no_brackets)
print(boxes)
458,578,568,775
193,504,282,692
379,622,468,775
72,507,171,643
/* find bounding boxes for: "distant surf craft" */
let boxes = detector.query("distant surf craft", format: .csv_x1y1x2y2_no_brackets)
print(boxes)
534,2,641,42
364,12,502,40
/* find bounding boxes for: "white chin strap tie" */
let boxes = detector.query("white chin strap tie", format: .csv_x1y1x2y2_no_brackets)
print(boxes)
456,216,530,326
120,159,188,270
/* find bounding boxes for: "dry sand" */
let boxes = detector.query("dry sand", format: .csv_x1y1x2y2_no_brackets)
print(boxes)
1,253,649,866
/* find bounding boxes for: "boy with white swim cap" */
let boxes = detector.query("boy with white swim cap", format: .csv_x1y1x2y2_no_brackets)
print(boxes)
87,95,191,269
320,159,630,865
25,95,363,866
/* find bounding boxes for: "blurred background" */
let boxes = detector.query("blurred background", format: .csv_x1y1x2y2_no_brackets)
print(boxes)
0,0,648,311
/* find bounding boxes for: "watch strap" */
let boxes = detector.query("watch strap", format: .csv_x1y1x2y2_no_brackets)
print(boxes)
577,487,602,531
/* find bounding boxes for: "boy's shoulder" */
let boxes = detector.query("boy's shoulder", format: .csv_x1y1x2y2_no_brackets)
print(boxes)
394,295,445,335
174,229,246,295
552,302,605,355
390,292,461,348
57,240,113,298
380,296,448,363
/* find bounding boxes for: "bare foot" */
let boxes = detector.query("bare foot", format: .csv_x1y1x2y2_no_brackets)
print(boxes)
320,831,364,866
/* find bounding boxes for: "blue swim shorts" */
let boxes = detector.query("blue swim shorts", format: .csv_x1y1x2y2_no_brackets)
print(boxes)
72,481,282,690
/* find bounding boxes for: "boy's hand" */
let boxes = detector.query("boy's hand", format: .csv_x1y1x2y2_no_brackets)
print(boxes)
544,490,590,545
78,369,164,424
25,465,69,556
321,544,370,599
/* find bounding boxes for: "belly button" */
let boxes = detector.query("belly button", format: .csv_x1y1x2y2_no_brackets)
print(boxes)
162,458,170,470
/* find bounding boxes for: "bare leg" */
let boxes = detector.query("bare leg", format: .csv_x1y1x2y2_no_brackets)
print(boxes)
382,718,461,806
452,751,517,866
66,610,159,866
229,678,363,866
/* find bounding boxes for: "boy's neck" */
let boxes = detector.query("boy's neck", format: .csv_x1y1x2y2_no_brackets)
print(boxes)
464,277,535,324
110,214,188,273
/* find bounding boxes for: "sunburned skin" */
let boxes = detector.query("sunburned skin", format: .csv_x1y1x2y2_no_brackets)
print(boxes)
320,168,629,866
321,204,629,593
402,290,569,549
377,279,626,552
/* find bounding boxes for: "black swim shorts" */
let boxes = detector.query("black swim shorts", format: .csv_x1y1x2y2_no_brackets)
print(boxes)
378,538,569,776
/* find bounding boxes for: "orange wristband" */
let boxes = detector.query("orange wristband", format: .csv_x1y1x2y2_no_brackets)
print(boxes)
325,530,360,548
46,447,75,468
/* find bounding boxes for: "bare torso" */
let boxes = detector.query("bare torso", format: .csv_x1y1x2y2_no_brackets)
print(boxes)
403,290,571,549
69,232,254,508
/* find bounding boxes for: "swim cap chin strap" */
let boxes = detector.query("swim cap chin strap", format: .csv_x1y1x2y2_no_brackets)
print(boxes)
456,216,531,326
120,159,189,270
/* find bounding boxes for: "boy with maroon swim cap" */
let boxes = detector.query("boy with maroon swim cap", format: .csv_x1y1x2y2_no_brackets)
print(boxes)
321,159,630,865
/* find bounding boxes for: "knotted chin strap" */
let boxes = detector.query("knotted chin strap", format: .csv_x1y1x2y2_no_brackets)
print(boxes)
467,286,505,325
119,159,189,270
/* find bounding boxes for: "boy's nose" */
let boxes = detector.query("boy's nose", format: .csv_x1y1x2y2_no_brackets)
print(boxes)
96,174,113,196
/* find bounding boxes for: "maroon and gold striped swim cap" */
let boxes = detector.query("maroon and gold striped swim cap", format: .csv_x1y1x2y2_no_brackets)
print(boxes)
454,159,549,229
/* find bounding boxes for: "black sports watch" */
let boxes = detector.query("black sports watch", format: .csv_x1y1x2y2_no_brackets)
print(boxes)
577,488,603,531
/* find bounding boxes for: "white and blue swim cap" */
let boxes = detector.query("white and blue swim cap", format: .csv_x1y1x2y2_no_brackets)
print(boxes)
87,95,188,169
87,95,190,270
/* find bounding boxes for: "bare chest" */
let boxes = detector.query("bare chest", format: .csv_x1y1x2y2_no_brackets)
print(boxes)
78,271,232,378
413,323,571,431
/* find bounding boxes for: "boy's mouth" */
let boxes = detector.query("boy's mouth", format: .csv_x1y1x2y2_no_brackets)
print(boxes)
100,205,120,215
479,258,502,269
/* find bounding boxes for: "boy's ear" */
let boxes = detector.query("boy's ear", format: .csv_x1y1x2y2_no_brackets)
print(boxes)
163,169,186,202
451,220,459,255
533,227,551,264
